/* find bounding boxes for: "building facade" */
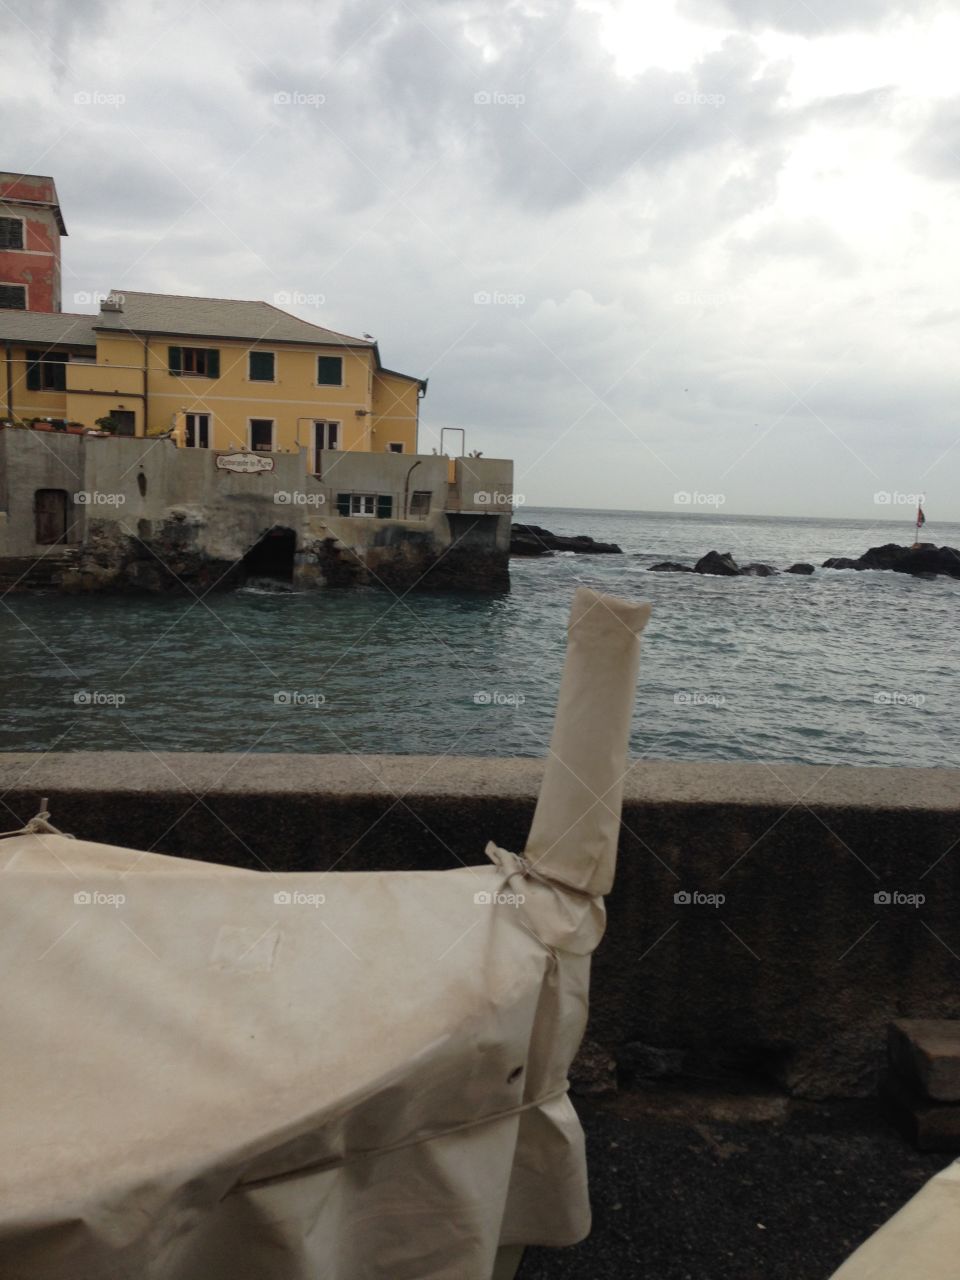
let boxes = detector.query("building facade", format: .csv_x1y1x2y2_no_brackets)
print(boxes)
0,172,66,314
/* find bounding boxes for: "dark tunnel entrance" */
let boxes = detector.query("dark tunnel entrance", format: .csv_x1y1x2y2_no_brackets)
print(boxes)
241,526,296,585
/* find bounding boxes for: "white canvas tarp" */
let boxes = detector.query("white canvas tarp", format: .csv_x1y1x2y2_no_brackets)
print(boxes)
830,1159,960,1279
0,586,651,1280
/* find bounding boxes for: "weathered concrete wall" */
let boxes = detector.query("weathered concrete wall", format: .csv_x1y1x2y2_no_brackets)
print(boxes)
1,753,957,1099
0,430,513,590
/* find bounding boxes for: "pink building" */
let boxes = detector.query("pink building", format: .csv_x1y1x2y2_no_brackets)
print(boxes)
0,172,67,313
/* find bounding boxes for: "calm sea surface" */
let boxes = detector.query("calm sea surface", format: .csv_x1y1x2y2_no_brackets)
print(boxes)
3,508,958,768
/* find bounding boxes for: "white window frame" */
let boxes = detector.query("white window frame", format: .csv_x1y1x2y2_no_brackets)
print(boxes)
248,350,276,383
350,493,376,517
315,354,344,387
0,280,27,309
248,418,276,453
312,420,340,472
0,215,25,251
184,412,211,448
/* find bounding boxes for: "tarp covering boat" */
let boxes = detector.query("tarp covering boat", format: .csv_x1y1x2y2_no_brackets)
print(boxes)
0,586,650,1280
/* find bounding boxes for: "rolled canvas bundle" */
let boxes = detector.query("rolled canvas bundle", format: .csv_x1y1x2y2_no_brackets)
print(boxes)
0,586,651,1280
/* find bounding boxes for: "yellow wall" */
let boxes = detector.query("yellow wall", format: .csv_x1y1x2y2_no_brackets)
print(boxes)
371,371,420,454
1,332,421,455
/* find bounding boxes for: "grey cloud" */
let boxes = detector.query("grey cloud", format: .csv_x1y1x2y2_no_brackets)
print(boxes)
678,0,942,35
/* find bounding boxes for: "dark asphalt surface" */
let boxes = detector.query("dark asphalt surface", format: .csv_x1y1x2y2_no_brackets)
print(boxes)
517,1091,947,1280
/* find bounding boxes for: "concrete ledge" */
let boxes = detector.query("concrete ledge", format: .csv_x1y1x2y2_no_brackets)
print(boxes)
3,754,959,1099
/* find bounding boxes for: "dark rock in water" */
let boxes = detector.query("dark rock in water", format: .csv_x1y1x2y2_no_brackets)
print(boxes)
509,523,622,556
741,563,778,577
786,563,815,575
648,561,694,573
822,543,960,579
694,550,742,576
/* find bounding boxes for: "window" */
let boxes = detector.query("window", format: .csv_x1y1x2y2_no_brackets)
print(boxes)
0,283,26,310
316,355,343,386
168,346,220,378
388,442,404,453
248,351,275,382
409,490,432,517
26,351,67,391
0,218,23,250
335,493,393,518
249,419,274,452
185,413,210,448
111,410,136,436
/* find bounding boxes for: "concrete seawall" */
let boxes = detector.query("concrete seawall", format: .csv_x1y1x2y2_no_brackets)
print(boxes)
3,753,958,1098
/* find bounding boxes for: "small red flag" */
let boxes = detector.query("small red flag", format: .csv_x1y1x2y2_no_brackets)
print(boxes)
917,506,926,527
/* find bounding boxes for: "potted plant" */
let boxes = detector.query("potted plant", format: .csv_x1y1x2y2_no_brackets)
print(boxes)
64,421,86,435
31,417,55,432
94,415,120,434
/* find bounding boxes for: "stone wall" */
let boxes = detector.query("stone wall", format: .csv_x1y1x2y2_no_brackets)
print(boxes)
1,752,957,1099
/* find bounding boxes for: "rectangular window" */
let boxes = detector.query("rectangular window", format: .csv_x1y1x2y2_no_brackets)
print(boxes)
249,419,274,452
169,346,220,378
0,218,23,250
388,442,404,453
185,413,210,448
351,494,376,517
409,490,431,517
248,350,275,382
335,493,393,517
316,355,343,386
26,350,67,391
0,283,26,310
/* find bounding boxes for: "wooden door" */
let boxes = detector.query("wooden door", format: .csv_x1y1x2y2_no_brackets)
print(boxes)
35,489,67,545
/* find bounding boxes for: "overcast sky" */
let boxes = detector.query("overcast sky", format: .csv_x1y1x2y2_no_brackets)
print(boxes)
3,0,960,519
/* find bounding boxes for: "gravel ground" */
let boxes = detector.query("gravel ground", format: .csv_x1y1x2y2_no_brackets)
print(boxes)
518,1090,947,1280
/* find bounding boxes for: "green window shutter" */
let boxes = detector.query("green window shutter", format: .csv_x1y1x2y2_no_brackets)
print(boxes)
207,349,220,379
26,351,41,391
317,355,342,385
376,494,393,519
168,346,182,374
249,351,274,381
336,493,350,516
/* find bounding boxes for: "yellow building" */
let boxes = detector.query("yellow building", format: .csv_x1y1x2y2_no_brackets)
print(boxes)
0,291,426,466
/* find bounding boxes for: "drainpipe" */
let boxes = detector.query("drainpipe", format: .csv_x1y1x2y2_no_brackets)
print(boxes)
141,336,149,435
403,459,421,519
4,341,13,420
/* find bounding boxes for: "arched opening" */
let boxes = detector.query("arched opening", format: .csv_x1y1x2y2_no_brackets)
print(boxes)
241,526,296,586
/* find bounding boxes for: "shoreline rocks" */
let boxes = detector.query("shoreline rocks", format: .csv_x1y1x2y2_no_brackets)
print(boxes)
644,544,960,581
510,523,622,556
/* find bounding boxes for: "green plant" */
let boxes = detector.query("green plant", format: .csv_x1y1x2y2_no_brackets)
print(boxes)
95,415,119,433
